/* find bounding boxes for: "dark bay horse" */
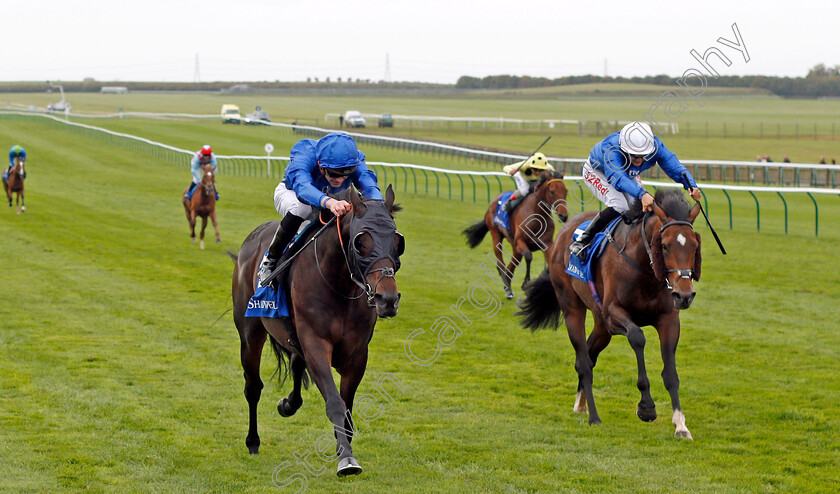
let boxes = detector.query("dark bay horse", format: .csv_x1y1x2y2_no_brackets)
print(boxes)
182,164,220,249
231,186,404,476
463,171,568,299
3,158,25,214
518,189,702,438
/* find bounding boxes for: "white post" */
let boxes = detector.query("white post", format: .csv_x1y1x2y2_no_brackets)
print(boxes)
265,143,274,177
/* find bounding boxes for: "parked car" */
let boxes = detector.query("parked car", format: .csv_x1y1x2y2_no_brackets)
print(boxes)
221,104,241,124
244,106,271,125
343,110,366,128
378,113,394,128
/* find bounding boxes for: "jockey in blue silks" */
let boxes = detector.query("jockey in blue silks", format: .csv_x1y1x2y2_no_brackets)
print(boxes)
258,132,383,286
185,145,218,198
6,145,26,179
569,121,702,257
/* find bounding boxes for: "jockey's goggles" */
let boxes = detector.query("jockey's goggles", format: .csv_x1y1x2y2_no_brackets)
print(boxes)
323,166,357,178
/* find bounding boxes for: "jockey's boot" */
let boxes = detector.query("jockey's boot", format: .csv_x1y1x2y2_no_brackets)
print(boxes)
569,207,620,258
258,214,304,287
184,181,198,198
502,195,523,212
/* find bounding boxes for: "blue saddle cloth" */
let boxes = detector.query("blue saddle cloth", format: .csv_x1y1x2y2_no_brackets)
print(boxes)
492,191,515,230
245,219,323,319
1,169,7,181
565,217,623,283
186,183,219,201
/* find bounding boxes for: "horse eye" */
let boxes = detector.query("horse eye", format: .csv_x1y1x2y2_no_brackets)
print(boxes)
662,244,669,253
395,232,405,256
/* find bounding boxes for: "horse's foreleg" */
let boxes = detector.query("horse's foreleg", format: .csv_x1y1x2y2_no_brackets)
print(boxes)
301,338,361,476
565,307,599,424
199,216,208,250
518,244,533,289
655,312,692,439
189,211,197,242
210,210,221,243
337,348,369,446
240,323,267,454
605,305,656,422
278,353,306,417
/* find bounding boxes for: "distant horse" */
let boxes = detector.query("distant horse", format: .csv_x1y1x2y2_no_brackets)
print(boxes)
182,164,220,249
3,158,25,214
518,189,702,438
463,170,568,298
231,186,404,476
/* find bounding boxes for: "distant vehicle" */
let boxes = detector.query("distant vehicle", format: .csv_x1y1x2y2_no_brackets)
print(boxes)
221,104,241,124
378,113,394,128
244,106,271,125
343,110,366,128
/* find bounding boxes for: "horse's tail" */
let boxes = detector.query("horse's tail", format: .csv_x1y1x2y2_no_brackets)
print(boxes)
268,333,310,389
225,249,238,262
516,269,562,331
462,219,489,248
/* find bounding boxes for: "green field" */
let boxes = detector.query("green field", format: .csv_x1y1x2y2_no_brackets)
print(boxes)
1,99,840,493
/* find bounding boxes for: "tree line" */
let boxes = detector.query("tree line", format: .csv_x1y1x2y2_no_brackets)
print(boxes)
455,64,840,98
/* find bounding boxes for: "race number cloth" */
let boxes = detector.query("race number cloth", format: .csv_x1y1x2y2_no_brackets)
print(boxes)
246,251,291,318
565,217,623,283
492,191,515,230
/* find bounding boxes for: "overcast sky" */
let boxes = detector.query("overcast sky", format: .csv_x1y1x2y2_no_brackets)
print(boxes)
3,0,837,84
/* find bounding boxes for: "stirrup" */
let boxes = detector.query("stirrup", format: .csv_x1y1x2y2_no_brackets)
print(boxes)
258,256,277,287
569,241,588,257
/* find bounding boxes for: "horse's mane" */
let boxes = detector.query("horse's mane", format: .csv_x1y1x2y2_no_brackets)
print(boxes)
334,186,402,214
625,188,691,222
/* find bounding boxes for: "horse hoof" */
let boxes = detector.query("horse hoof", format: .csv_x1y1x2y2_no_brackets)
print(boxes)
216,238,222,243
675,429,693,440
637,406,657,422
504,289,514,300
191,238,197,243
277,398,298,417
200,241,205,250
588,417,601,426
248,445,260,455
336,456,362,477
20,206,24,213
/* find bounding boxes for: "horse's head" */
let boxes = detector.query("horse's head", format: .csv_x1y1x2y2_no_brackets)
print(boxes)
13,158,24,176
347,185,404,318
201,164,215,196
649,190,702,310
536,171,568,222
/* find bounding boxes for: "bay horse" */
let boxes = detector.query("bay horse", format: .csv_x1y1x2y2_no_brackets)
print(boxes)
182,164,220,249
3,158,25,214
463,170,568,299
517,189,702,438
231,186,404,476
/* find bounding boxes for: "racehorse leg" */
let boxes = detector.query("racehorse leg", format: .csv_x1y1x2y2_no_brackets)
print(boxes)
277,353,307,417
337,348,368,446
520,246,533,290
199,216,208,250
189,210,197,243
490,227,514,299
239,321,267,454
655,311,692,439
3,180,10,207
18,191,24,213
210,209,221,243
302,338,361,476
575,315,613,414
605,305,656,422
565,306,600,424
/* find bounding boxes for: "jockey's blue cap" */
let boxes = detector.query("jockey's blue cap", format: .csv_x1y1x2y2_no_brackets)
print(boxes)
316,133,361,171
11,145,23,155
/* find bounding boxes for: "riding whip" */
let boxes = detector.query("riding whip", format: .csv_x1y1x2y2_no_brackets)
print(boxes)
682,172,726,255
511,136,552,174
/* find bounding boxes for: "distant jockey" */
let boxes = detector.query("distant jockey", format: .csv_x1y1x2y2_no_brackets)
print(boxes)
500,152,553,212
185,145,218,199
6,145,26,179
569,121,702,258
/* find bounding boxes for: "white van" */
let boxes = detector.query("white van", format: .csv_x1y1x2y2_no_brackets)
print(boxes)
221,104,241,124
343,110,366,128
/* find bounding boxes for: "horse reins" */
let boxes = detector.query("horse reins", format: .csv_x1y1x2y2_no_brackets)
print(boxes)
607,213,696,290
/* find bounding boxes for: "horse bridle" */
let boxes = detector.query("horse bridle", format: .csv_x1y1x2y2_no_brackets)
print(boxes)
608,213,695,290
641,214,696,290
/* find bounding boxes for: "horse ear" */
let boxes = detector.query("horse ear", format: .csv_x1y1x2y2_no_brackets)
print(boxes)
350,188,366,216
688,203,701,224
652,203,668,222
693,233,702,281
385,184,395,212
651,230,665,281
